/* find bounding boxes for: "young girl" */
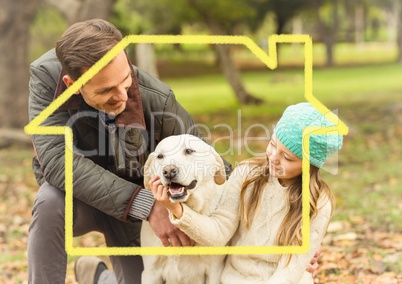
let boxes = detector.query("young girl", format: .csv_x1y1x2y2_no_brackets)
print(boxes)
150,102,343,284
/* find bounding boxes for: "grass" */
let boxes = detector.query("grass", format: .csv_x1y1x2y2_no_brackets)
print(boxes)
163,62,402,116
157,41,398,67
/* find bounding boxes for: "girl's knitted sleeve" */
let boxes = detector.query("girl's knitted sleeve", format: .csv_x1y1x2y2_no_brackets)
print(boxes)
267,195,332,284
168,165,250,246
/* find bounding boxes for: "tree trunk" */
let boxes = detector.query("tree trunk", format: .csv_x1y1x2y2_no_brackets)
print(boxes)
354,3,365,45
274,16,288,61
207,20,263,105
0,0,40,129
324,39,334,67
292,17,303,34
313,0,339,67
0,128,32,149
395,1,402,63
135,43,159,78
0,0,117,129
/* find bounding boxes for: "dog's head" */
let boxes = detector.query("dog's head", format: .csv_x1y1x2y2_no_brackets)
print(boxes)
144,134,226,203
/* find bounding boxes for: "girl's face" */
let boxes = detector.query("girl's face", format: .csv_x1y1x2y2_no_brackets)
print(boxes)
266,134,302,187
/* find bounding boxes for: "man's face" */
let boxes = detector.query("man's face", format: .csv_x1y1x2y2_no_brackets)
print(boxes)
64,51,133,116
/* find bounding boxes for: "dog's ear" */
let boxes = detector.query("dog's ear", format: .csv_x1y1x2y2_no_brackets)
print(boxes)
143,153,156,190
210,147,226,185
214,156,226,185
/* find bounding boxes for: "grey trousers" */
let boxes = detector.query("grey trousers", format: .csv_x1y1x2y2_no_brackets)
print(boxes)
28,182,143,284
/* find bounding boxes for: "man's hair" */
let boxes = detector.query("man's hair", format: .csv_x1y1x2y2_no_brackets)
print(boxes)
56,19,123,80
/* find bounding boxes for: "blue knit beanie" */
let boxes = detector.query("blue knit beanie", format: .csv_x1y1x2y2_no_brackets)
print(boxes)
274,102,343,168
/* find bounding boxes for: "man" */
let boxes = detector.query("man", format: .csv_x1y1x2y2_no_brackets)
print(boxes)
28,19,230,283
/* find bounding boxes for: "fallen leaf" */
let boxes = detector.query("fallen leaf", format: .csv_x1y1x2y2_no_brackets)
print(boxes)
333,232,358,242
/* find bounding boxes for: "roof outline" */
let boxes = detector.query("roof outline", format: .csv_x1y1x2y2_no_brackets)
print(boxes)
25,34,349,256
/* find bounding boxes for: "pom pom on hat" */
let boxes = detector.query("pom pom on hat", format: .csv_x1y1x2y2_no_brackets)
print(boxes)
274,102,343,168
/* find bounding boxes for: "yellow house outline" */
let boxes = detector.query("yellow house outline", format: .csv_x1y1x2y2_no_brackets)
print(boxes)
25,34,349,256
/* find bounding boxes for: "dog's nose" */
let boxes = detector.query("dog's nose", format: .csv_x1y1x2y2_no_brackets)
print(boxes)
162,165,178,180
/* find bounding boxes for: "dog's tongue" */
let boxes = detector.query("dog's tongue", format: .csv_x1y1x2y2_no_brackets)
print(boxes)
169,183,184,194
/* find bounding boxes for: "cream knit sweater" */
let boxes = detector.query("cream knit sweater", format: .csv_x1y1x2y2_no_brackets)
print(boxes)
170,164,332,284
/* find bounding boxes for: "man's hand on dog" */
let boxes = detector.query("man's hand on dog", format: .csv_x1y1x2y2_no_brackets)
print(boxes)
148,176,193,247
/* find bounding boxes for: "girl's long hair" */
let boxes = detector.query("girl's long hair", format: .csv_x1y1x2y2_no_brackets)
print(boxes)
239,156,335,264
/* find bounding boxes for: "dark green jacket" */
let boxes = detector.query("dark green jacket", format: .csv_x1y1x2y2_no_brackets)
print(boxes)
28,48,217,222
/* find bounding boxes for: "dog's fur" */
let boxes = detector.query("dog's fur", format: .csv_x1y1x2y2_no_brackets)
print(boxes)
141,134,226,284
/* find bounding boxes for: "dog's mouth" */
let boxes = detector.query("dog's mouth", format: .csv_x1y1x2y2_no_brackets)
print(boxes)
167,180,197,201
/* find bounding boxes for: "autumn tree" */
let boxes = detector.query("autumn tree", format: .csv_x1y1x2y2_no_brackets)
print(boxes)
0,0,116,130
368,0,402,62
0,0,40,129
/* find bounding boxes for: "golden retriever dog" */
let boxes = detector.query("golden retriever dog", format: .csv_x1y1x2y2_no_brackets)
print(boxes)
141,134,227,284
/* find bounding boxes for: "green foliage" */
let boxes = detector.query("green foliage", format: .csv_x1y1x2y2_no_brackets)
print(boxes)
109,0,272,36
109,0,146,35
110,0,199,35
29,6,67,61
187,0,255,29
259,0,309,32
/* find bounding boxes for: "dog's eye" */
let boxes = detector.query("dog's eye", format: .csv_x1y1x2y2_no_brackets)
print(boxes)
184,148,195,155
157,154,164,159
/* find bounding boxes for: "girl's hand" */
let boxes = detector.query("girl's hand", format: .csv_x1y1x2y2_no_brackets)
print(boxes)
149,176,183,218
307,245,322,277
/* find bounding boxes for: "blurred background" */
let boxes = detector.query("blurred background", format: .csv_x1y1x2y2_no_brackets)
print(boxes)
1,0,401,283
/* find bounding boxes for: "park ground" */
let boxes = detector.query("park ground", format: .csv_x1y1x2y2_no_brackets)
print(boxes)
1,54,402,283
